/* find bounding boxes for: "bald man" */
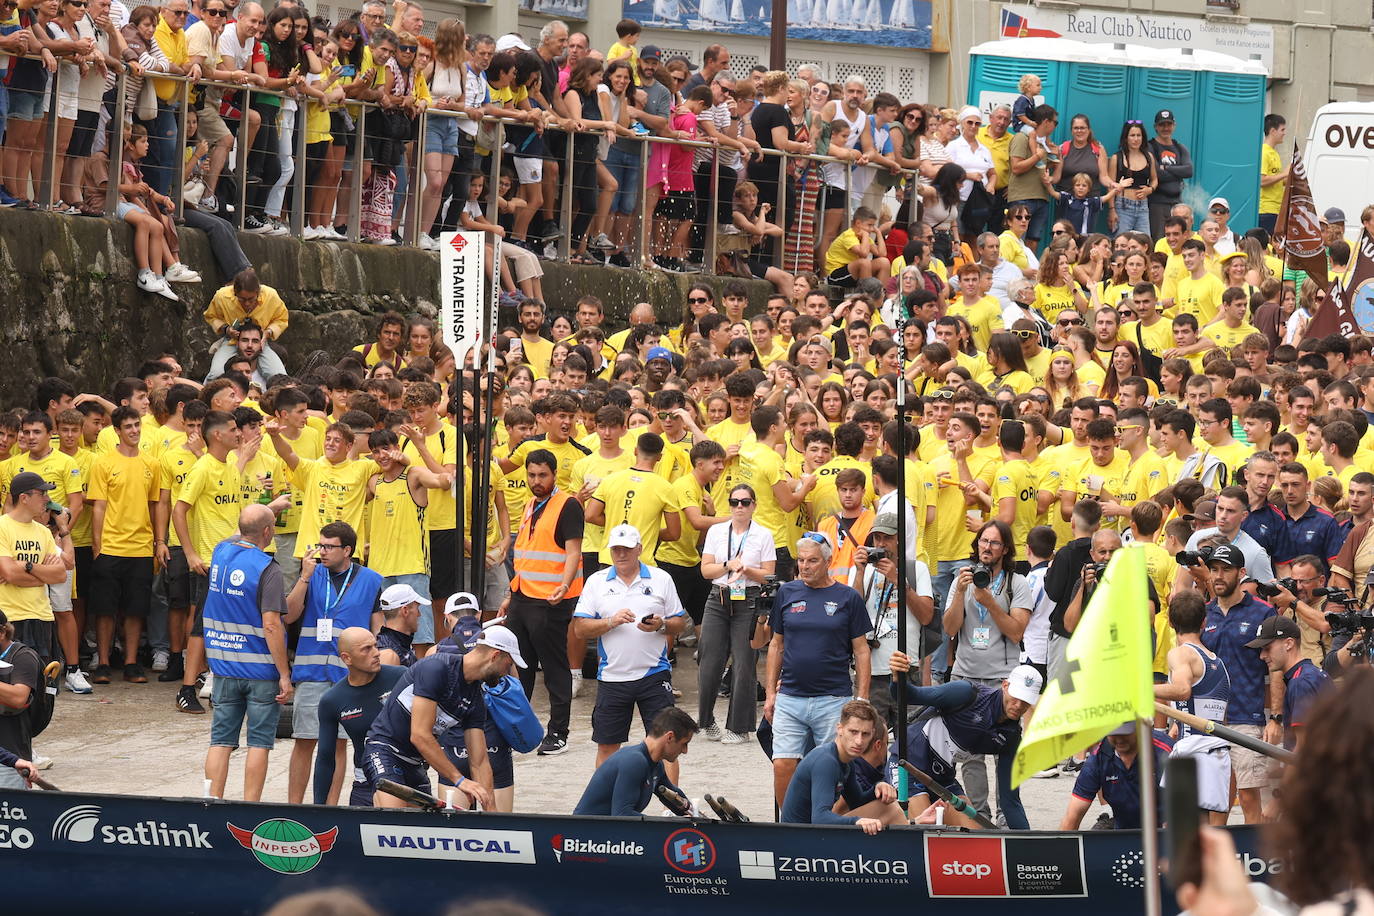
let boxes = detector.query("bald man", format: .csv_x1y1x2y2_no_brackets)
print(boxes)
312,627,406,806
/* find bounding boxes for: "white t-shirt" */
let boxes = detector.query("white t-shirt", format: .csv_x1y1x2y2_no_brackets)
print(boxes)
701,520,776,587
1021,562,1053,665
572,563,685,683
218,26,255,71
875,489,919,548
459,63,488,137
857,560,932,676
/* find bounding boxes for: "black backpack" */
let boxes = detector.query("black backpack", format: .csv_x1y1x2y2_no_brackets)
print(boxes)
0,642,56,739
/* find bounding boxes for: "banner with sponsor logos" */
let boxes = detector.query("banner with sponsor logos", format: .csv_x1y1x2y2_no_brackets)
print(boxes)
0,790,1271,914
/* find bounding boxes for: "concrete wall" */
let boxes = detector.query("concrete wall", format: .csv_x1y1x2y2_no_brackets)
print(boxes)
0,210,772,405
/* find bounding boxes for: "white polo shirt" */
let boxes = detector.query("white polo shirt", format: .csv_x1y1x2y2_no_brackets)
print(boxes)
573,563,685,683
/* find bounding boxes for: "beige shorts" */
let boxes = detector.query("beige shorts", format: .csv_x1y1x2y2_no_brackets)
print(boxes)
1227,723,1269,790
197,102,231,145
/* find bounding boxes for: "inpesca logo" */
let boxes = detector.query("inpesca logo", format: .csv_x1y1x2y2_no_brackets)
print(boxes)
663,827,715,874
228,819,338,874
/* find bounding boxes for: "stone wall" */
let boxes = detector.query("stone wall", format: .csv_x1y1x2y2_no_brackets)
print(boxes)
0,209,775,405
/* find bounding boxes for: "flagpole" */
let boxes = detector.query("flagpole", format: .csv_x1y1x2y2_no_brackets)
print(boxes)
1135,716,1162,916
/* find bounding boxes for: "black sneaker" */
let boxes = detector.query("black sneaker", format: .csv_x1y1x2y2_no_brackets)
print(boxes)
537,735,568,756
124,663,148,683
90,664,112,684
176,685,206,714
158,654,185,682
608,251,632,268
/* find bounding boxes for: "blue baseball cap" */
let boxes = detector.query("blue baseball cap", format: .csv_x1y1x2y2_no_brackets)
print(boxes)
646,346,674,364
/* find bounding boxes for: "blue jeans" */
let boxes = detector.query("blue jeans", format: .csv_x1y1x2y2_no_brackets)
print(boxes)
209,676,280,749
930,558,971,681
772,693,848,759
1115,196,1150,235
145,101,179,196
605,146,640,214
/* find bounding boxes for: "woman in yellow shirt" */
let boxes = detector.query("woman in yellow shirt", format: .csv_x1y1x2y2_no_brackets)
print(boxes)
999,202,1039,274
1160,357,1193,402
1032,247,1087,326
817,381,849,430
984,331,1036,394
1043,348,1092,408
1099,341,1159,402
1101,250,1154,309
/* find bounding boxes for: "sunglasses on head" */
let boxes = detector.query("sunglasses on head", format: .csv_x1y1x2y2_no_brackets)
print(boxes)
801,531,828,545
728,497,755,507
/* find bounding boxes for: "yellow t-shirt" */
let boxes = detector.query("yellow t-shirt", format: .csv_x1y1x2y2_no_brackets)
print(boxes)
0,515,58,621
178,453,243,562
1201,320,1260,352
508,435,592,493
927,451,997,563
1121,318,1174,361
571,449,635,556
1200,440,1253,483
947,295,1004,351
705,417,755,495
366,472,428,577
519,335,556,379
1122,451,1169,516
158,444,200,549
738,441,789,549
234,449,284,554
1037,441,1091,543
806,455,877,522
825,228,864,276
0,449,83,505
262,425,323,535
1172,273,1224,326
607,40,640,84
1032,282,1078,326
87,450,160,557
592,466,678,565
289,456,377,558
658,473,708,567
1066,450,1133,531
991,458,1038,551
63,448,95,548
403,423,458,531
1259,143,1284,216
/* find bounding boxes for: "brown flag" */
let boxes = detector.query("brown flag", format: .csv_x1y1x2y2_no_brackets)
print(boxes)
1311,229,1374,338
1274,148,1330,288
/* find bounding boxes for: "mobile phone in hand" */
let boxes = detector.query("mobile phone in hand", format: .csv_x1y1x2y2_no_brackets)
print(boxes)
1165,755,1201,890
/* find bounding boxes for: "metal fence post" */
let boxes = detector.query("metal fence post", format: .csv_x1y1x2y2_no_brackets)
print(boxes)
292,100,307,238
406,108,427,246
706,144,720,273
348,104,366,242
774,150,787,267
41,75,60,208
485,119,504,224
234,87,251,230
105,68,129,219
844,159,853,227
635,134,650,267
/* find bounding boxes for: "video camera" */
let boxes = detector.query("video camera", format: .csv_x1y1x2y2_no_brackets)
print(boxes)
756,575,780,617
1255,578,1299,600
1175,546,1215,567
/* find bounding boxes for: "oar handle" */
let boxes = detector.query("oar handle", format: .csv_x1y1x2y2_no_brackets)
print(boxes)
1153,702,1297,764
898,760,998,830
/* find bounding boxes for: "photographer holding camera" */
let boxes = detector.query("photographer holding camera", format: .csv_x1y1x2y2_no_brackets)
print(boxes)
943,519,1030,823
853,512,935,727
1279,555,1333,664
1174,486,1275,596
1059,529,1161,639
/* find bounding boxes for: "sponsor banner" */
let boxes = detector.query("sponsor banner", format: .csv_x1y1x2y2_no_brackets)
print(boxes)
998,3,1273,70
439,231,486,365
361,824,536,864
2,788,1282,914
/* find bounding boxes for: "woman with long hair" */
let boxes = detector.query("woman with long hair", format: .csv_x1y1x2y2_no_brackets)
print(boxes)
1107,120,1156,236
416,18,467,249
999,202,1040,278
671,284,716,348
1073,232,1113,294
1239,235,1272,287
1099,340,1154,402
1285,276,1325,345
1054,113,1112,196
1043,348,1088,407
921,162,966,264
1102,250,1153,308
817,380,849,429
307,20,366,238
725,337,762,373
382,31,429,244
1159,357,1192,401
1220,251,1258,302
405,315,454,380
984,331,1034,393
562,57,617,261
594,58,636,261
1033,246,1087,326
245,6,303,234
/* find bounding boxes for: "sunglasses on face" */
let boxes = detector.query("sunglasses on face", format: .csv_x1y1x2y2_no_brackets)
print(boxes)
1058,318,1084,327
398,44,417,52
204,7,226,14
1010,214,1029,221
1011,329,1036,340
728,498,755,507
1051,229,1067,236
688,296,710,304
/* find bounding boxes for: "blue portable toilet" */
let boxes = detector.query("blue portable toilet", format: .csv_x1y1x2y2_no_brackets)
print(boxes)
1184,49,1268,233
967,38,1079,128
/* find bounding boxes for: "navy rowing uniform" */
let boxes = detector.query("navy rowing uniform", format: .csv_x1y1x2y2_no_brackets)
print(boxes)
573,742,680,816
313,665,407,805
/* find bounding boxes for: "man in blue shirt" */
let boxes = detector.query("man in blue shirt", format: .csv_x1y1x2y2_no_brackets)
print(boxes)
781,700,904,834
1274,464,1345,574
764,533,872,810
574,707,696,816
1246,615,1331,751
313,627,406,806
886,650,1041,829
1060,722,1172,829
1200,543,1278,824
364,625,525,810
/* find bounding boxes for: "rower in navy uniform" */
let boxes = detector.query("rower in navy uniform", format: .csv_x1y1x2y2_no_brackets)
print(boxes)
885,650,1042,828
574,707,696,816
313,627,406,805
1059,721,1173,830
376,583,424,667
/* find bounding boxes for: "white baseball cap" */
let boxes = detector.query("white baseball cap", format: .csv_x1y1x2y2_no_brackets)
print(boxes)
475,624,527,668
1207,196,1230,212
1007,664,1044,704
495,33,531,52
380,583,426,611
607,524,642,549
443,592,481,619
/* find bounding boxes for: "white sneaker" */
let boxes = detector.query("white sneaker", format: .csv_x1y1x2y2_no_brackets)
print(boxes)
700,724,723,741
721,730,750,745
199,671,214,699
136,269,167,294
590,232,614,250
303,225,321,240
419,232,438,251
268,219,290,237
151,649,170,672
325,226,348,241
164,262,201,283
570,671,584,698
154,277,181,302
377,235,398,247
65,669,93,694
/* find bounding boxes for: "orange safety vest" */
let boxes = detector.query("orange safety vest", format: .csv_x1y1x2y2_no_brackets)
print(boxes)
818,508,875,585
511,489,583,600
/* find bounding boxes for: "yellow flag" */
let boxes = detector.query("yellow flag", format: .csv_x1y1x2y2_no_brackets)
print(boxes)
1011,546,1155,787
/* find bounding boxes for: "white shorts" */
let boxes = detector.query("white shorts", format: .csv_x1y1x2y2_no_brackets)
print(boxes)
1169,734,1233,813
48,568,74,614
512,155,542,185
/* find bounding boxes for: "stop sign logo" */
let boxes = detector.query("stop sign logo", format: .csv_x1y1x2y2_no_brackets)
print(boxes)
925,835,1007,896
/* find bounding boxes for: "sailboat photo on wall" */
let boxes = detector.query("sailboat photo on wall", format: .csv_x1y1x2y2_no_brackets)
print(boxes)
622,0,935,50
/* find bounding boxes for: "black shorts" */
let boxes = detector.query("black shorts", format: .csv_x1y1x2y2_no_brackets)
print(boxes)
827,264,857,287
362,741,430,795
68,108,99,158
429,529,457,597
655,189,695,222
73,545,93,601
591,670,676,745
89,554,154,618
190,572,209,636
823,184,850,211
11,619,56,665
165,546,191,609
329,110,355,154
440,721,514,790
543,128,567,162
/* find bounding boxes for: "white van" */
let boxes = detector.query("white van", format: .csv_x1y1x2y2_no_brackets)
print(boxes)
1306,102,1374,237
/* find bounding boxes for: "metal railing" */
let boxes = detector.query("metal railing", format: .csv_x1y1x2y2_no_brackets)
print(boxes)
18,56,923,276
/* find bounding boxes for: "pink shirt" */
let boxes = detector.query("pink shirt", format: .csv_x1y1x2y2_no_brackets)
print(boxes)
663,110,698,193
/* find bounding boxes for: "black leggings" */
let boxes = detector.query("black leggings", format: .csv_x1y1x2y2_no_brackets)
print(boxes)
569,136,599,243
691,159,737,259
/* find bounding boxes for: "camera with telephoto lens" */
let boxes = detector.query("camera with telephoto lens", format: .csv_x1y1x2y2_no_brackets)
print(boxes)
1255,577,1299,600
865,547,888,564
756,575,780,617
970,563,992,589
1174,546,1215,567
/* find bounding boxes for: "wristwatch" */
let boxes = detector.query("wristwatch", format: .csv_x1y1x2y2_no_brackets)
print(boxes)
1268,713,1284,724
24,561,33,574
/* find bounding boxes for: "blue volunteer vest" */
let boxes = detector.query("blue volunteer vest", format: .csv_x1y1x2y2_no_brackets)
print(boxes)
202,539,279,681
292,562,384,683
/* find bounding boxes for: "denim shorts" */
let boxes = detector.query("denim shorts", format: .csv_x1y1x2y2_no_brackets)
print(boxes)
605,146,640,215
772,693,849,759
7,82,47,122
293,679,349,740
209,675,281,749
114,200,146,220
384,573,433,643
424,112,461,157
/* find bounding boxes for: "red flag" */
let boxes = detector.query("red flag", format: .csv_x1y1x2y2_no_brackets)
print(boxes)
1275,148,1330,289
1311,229,1374,338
